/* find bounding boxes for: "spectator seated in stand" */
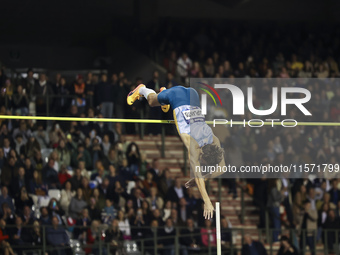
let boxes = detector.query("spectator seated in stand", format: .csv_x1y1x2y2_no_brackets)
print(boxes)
180,218,201,253
8,216,29,255
48,198,65,224
68,188,88,219
1,203,15,225
42,158,60,189
60,181,75,214
74,208,91,241
105,219,124,255
159,218,189,255
200,219,216,248
87,197,102,221
117,210,131,240
0,23,339,255
277,235,298,255
241,234,267,255
29,170,48,196
21,205,35,226
58,164,72,186
85,220,106,255
0,187,15,216
0,219,14,255
46,216,72,255
14,186,33,215
71,144,92,170
40,207,51,225
102,199,115,223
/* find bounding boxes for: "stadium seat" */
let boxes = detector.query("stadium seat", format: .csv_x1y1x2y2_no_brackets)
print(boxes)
29,101,36,116
67,169,74,176
29,194,38,205
48,189,61,201
124,240,141,255
29,193,50,209
126,181,136,194
99,223,109,232
61,215,69,226
41,148,54,162
31,204,40,219
39,196,51,207
69,239,85,255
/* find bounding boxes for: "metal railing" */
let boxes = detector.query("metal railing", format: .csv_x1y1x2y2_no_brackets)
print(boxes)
5,224,339,255
8,225,231,255
6,225,340,255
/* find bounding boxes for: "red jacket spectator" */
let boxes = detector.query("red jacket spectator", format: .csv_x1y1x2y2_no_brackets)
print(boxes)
0,228,9,242
201,219,217,247
85,220,105,254
58,165,71,186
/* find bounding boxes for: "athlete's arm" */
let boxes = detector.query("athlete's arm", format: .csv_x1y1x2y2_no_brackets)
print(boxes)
191,146,215,219
181,133,214,219
208,135,226,179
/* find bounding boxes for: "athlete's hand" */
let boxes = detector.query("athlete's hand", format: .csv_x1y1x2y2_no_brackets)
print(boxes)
204,203,215,220
185,178,196,188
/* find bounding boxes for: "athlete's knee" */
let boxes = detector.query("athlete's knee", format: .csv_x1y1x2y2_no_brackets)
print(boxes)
148,94,159,107
148,97,156,106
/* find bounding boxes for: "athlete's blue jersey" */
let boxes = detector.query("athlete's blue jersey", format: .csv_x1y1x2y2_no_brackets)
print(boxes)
157,86,213,148
157,86,200,109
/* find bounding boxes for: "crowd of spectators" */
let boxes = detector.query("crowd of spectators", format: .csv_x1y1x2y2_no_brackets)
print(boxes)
145,22,340,254
0,22,340,255
135,23,340,82
0,67,233,254
0,70,134,119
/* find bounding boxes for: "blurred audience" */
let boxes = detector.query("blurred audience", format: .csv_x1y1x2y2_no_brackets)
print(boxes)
0,22,339,254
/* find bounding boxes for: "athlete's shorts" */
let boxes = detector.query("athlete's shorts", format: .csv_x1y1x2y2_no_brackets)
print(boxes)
174,105,213,148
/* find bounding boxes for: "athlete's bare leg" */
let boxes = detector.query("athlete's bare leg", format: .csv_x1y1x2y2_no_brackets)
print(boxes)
127,84,161,106
145,93,161,107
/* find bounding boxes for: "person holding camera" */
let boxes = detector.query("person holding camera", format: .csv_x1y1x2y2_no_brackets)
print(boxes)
131,208,146,240
277,235,298,255
13,85,29,116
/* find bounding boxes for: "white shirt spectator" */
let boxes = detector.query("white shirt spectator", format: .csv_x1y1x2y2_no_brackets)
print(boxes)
32,129,50,149
3,147,10,158
177,54,192,78
174,186,184,199
53,161,59,172
308,196,316,211
163,208,171,221
321,211,327,224
118,219,131,237
60,189,75,213
282,178,289,197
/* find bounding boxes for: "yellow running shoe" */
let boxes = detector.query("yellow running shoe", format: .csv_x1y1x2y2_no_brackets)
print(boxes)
127,84,146,105
160,87,170,113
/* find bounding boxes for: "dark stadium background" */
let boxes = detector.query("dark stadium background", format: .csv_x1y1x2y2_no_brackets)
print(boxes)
0,1,340,255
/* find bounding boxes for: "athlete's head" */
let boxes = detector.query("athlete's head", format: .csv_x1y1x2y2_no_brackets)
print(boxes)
200,144,224,166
